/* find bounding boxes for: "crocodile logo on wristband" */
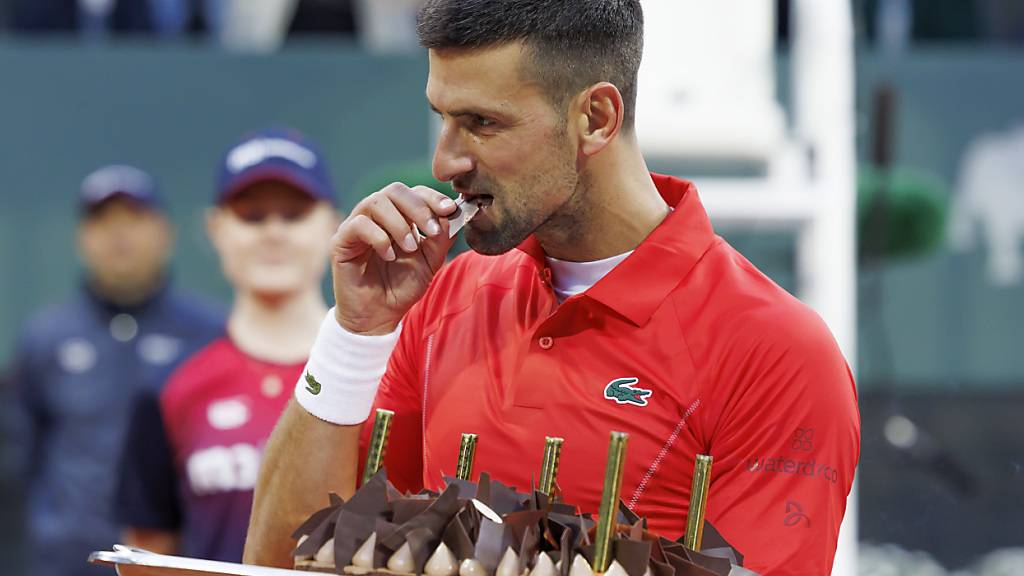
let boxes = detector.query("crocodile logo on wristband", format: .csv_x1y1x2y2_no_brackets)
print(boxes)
304,371,322,395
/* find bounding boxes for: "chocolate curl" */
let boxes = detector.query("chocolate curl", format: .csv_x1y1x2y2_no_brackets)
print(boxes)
614,539,653,576
683,455,713,551
405,526,438,574
345,469,391,519
362,409,394,486
373,517,402,568
456,433,479,481
292,495,344,539
332,508,376,570
503,510,546,547
595,432,629,573
489,479,529,515
664,551,717,576
518,525,540,573
558,525,574,576
649,559,675,576
550,502,577,516
380,483,462,552
476,472,492,506
681,549,731,576
475,518,509,573
533,490,550,512
659,539,688,563
579,544,596,567
294,506,342,557
386,481,405,504
628,522,644,542
443,512,476,561
539,437,564,496
698,548,738,568
617,501,643,528
392,498,434,525
695,521,744,567
650,537,668,564
444,476,479,500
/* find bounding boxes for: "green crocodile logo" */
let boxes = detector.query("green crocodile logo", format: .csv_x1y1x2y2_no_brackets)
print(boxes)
304,371,322,396
603,377,651,407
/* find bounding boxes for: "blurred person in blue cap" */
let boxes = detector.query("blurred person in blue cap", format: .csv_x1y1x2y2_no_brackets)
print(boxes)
115,127,340,563
3,164,225,576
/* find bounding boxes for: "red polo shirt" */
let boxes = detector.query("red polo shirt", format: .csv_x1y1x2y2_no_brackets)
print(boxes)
364,174,860,575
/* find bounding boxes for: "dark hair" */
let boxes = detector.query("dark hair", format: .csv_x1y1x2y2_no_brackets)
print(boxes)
417,0,644,130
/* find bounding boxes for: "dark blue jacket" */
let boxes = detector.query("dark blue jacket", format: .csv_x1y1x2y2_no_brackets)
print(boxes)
3,283,223,576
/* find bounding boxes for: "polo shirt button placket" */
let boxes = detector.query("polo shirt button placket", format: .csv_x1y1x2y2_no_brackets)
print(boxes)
538,336,554,350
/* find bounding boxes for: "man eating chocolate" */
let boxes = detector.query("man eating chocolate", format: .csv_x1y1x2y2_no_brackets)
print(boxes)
245,2,860,574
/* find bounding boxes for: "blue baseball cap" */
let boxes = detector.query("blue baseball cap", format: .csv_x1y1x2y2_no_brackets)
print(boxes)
216,127,336,206
79,164,162,213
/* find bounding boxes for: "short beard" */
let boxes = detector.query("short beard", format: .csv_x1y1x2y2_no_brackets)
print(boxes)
465,132,579,256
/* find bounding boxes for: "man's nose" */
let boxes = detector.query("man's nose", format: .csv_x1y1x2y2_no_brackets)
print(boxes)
432,121,474,183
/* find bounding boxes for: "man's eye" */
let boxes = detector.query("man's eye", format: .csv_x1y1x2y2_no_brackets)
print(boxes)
473,115,496,128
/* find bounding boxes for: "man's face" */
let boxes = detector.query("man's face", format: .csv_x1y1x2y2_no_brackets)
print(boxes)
427,43,580,255
208,181,337,298
77,197,172,295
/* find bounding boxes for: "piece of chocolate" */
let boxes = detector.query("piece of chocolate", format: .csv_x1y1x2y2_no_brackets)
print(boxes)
345,470,391,519
295,507,343,558
518,525,539,574
447,197,480,239
695,521,743,567
332,509,376,570
681,549,731,576
293,496,344,540
614,538,652,576
475,518,511,574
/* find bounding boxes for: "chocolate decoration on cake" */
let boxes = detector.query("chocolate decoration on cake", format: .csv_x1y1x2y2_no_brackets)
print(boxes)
292,434,755,576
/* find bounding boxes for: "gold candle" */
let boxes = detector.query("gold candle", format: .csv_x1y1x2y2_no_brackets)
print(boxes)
683,454,714,550
456,433,478,481
538,437,565,495
594,431,629,573
361,409,395,486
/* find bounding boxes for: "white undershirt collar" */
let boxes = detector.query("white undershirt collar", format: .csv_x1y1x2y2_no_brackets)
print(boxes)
545,251,633,303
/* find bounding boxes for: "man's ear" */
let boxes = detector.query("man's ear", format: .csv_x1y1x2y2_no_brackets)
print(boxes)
574,82,625,157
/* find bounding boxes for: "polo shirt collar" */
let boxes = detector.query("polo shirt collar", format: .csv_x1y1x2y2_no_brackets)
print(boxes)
516,173,716,326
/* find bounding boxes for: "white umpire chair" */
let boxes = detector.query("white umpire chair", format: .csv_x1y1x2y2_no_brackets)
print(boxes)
635,1,858,575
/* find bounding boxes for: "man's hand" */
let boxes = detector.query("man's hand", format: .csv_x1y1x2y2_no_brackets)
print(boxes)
332,184,458,335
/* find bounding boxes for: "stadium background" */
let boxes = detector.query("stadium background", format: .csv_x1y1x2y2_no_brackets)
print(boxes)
2,1,1023,574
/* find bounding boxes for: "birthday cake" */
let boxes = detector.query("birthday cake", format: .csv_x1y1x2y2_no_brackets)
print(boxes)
291,471,757,576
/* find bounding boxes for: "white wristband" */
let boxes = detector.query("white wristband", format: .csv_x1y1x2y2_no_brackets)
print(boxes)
294,308,401,425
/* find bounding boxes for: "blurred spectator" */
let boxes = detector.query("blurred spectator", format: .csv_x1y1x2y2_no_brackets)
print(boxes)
2,164,224,576
146,0,223,39
856,0,1024,44
4,0,358,46
8,0,150,34
288,0,356,37
116,128,339,562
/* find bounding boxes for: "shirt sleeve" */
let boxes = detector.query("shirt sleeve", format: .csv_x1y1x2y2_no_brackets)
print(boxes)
115,389,182,531
702,309,860,576
359,300,428,494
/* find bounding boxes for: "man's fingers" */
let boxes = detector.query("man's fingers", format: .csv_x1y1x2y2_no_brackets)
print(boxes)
363,195,421,253
386,184,456,239
411,185,458,217
338,214,396,263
